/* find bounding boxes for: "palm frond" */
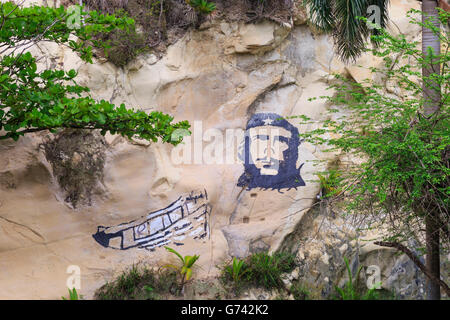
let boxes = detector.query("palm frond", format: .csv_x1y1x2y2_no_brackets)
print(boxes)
333,0,371,62
303,0,334,31
305,0,390,63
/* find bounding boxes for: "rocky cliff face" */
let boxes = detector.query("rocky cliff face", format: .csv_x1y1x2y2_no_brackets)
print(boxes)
1,0,444,299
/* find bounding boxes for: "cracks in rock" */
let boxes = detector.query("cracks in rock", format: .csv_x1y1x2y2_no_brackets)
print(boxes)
245,63,297,119
43,243,74,265
0,214,46,244
245,80,280,119
237,57,290,74
109,82,121,105
109,70,123,104
0,233,88,254
228,186,247,225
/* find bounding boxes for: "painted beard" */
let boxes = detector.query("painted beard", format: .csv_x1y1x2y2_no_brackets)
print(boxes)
253,157,281,176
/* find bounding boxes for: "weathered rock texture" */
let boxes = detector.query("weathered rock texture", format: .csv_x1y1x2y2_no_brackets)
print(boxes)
278,204,449,300
1,0,446,299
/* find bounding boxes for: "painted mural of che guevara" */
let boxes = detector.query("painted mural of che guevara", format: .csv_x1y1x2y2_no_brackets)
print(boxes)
237,113,305,191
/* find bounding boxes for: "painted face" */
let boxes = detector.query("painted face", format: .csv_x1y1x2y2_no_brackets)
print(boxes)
248,126,291,176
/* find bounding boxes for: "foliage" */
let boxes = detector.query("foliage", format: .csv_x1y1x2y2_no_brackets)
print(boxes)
292,9,449,253
100,9,148,67
68,0,164,56
103,27,147,67
221,252,296,291
61,287,80,300
333,257,380,300
245,252,296,289
63,0,295,62
187,0,216,15
163,246,200,294
289,283,311,300
95,264,178,300
221,257,248,289
317,168,343,198
0,2,190,143
303,0,390,62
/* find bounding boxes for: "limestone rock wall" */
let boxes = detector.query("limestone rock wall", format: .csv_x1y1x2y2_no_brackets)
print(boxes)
0,0,433,300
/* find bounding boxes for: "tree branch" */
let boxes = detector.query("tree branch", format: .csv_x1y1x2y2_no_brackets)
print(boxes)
374,241,450,296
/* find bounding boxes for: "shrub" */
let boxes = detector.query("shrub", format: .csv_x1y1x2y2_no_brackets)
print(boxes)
293,9,450,297
103,27,148,67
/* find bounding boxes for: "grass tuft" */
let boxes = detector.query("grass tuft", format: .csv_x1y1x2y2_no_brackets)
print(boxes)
95,264,178,300
221,251,297,293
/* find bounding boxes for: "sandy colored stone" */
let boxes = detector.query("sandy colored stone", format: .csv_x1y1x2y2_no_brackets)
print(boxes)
0,0,433,300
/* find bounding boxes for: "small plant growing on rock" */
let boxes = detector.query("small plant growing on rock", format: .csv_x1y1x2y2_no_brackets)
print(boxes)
62,288,80,300
221,257,248,292
289,283,311,300
102,27,148,67
334,257,380,300
163,246,200,295
228,257,247,284
187,0,216,15
245,252,296,290
317,168,343,199
221,251,297,294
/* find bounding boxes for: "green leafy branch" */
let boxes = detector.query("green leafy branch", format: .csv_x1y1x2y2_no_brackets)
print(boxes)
0,2,190,144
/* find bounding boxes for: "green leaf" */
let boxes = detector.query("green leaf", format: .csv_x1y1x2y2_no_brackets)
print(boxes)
185,268,193,281
164,246,185,264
